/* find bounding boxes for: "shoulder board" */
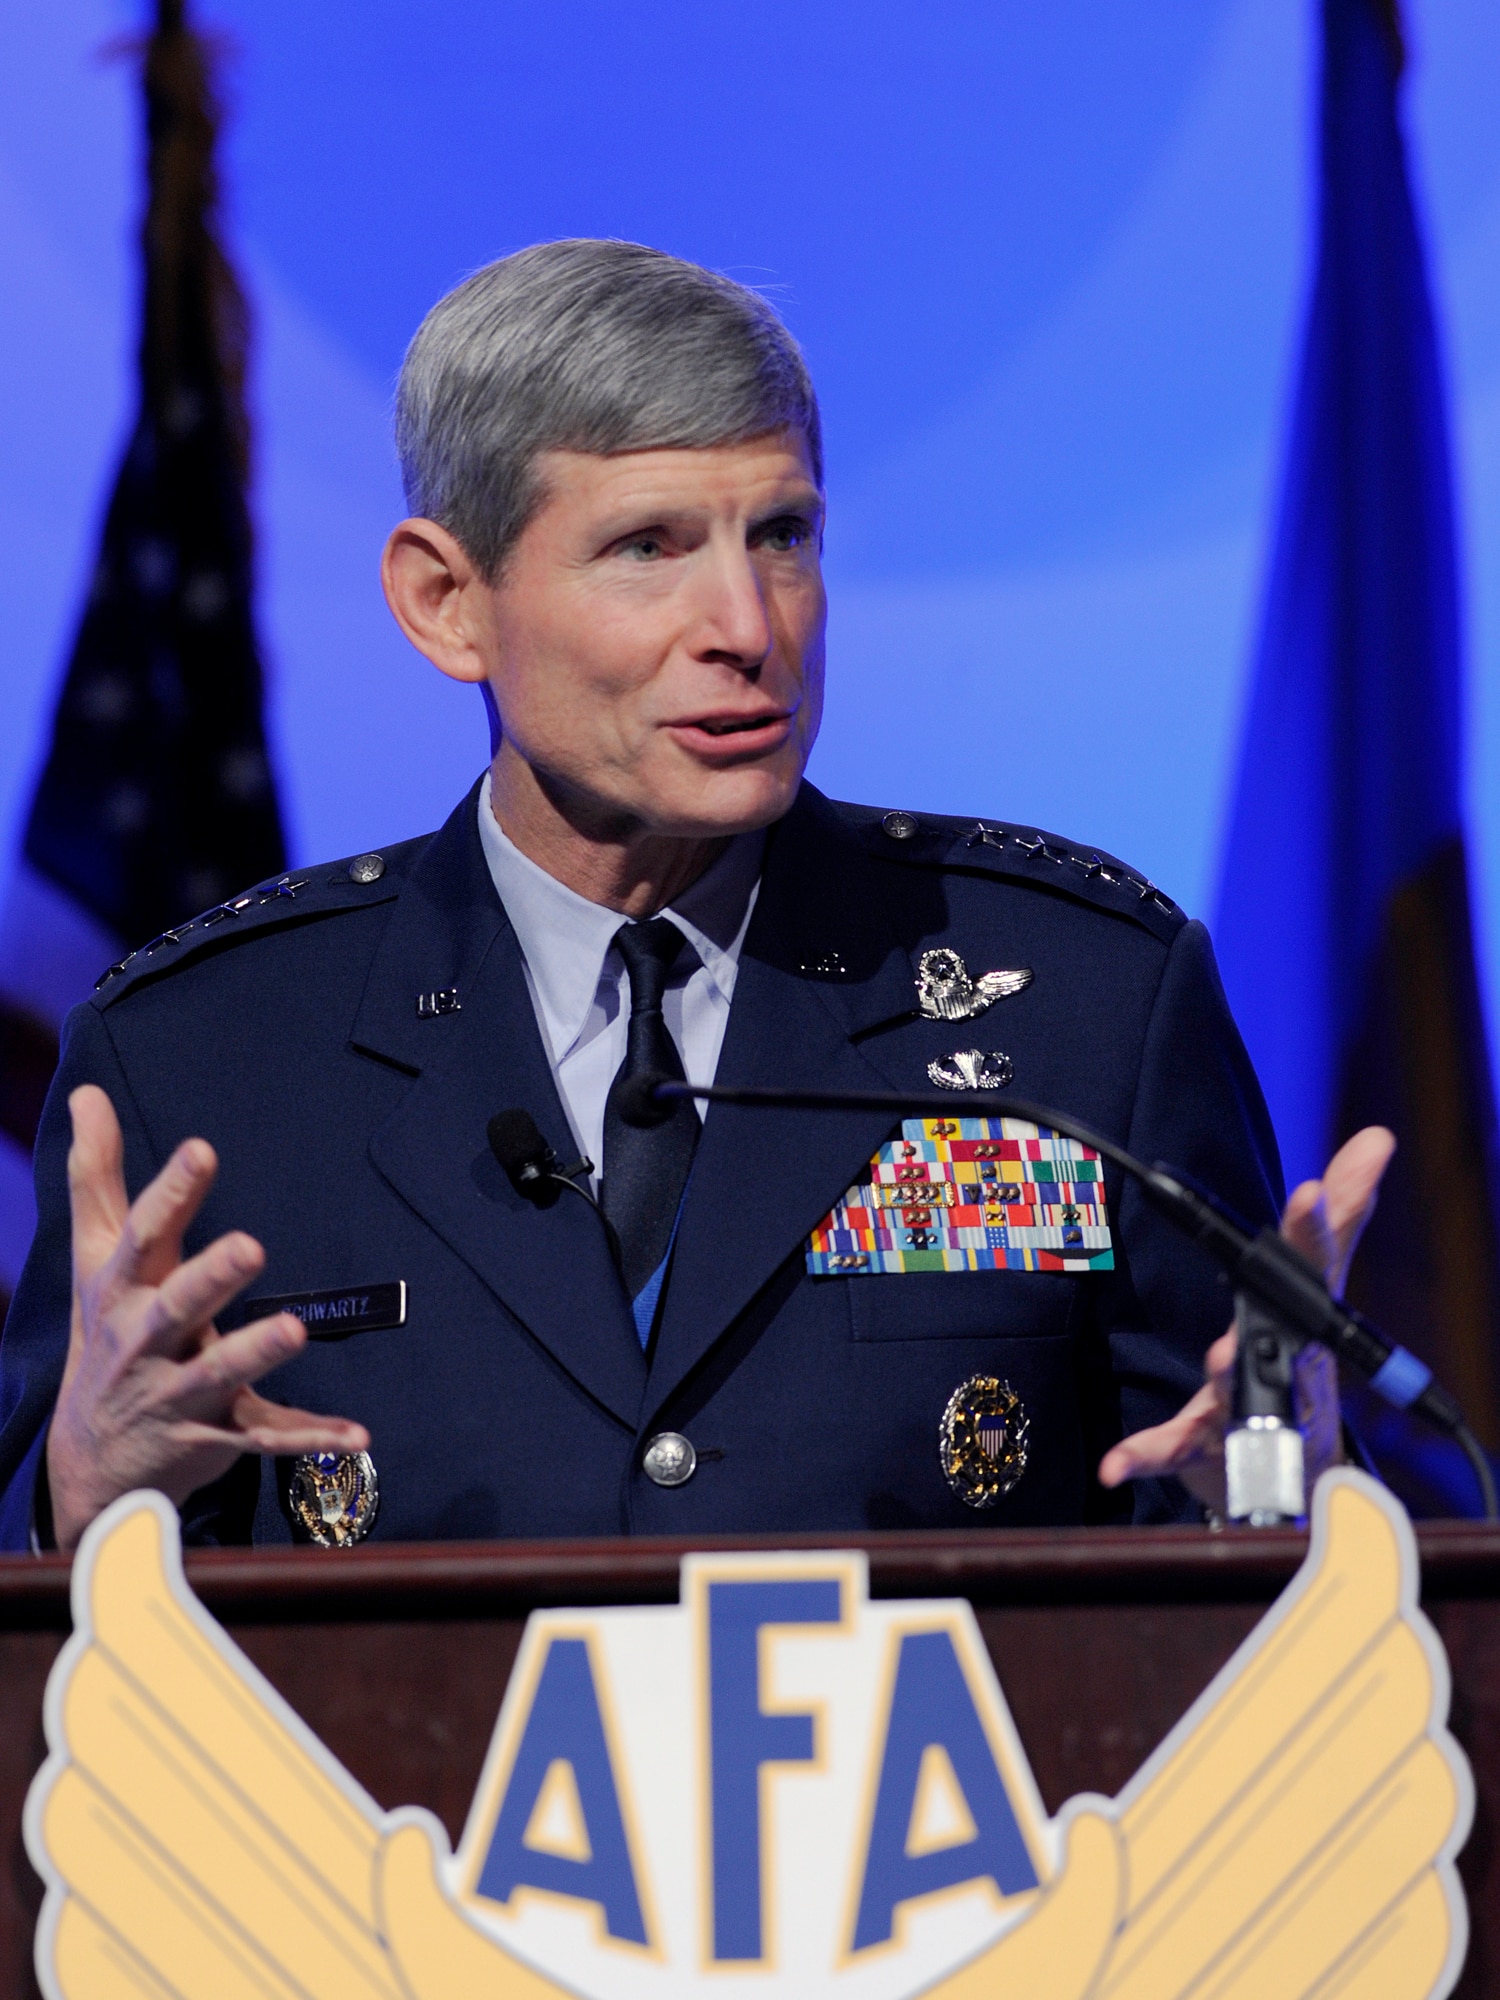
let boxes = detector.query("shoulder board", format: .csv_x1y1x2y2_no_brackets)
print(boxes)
837,802,1185,946
90,834,431,1010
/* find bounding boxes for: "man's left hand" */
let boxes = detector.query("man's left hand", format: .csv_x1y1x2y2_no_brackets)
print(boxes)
1097,1126,1397,1509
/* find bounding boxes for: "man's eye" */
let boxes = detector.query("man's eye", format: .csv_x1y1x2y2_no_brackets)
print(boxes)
758,518,812,552
620,534,665,560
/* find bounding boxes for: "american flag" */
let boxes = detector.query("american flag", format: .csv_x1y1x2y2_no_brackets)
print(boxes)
0,0,285,1321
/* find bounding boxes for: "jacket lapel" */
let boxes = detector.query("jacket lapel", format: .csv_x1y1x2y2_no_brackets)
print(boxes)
352,784,645,1430
645,785,931,1415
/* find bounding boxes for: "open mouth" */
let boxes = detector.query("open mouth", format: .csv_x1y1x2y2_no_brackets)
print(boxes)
666,709,796,761
694,714,787,737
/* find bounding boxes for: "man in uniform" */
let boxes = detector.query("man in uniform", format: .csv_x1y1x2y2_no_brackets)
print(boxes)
0,241,1387,1551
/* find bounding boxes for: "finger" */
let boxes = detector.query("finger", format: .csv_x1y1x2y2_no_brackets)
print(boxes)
163,1384,369,1457
1204,1328,1237,1389
133,1231,268,1358
68,1086,130,1282
1321,1126,1396,1292
226,1388,370,1456
169,1313,309,1414
107,1133,220,1292
1098,1381,1223,1487
165,1409,371,1459
1280,1178,1335,1275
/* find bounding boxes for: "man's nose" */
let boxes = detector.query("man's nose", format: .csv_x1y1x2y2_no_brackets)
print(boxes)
689,544,774,669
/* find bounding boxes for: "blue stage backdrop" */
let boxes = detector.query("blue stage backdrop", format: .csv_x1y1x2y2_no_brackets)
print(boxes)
0,1,1497,1303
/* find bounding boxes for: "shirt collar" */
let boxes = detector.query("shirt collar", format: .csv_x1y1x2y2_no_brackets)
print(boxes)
476,779,763,1059
664,819,764,1005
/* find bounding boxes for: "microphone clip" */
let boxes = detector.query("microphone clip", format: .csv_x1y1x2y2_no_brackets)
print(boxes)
487,1108,591,1209
509,1146,594,1196
487,1108,620,1269
1225,1293,1306,1525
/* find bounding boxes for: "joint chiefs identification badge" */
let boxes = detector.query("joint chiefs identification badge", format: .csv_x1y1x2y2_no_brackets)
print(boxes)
288,1450,380,1547
940,1374,1029,1507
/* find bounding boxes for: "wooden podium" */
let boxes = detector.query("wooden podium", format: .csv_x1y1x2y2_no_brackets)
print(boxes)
3,1521,1499,1996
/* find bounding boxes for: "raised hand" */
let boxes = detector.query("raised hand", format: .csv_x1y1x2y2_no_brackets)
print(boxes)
1278,1124,1396,1296
46,1085,369,1552
1096,1126,1398,1508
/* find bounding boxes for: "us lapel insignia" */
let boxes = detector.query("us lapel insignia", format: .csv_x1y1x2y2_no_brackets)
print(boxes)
287,1450,380,1546
917,947,1032,1021
806,1117,1113,1274
417,988,461,1018
940,1373,1030,1506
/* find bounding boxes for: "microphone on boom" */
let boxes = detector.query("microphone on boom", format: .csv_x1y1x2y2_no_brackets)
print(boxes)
620,1072,1497,1520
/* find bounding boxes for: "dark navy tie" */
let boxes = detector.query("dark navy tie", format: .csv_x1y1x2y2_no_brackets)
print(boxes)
601,919,702,1305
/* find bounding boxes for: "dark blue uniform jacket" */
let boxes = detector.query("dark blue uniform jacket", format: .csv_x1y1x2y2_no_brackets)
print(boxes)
0,780,1283,1547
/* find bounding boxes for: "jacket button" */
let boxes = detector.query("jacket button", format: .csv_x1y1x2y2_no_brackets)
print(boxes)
348,851,386,883
881,810,919,840
642,1433,697,1487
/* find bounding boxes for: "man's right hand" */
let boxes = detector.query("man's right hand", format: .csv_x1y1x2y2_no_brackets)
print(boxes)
46,1084,369,1553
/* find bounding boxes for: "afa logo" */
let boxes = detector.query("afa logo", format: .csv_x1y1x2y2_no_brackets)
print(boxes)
451,1553,1050,1994
25,1473,1475,2000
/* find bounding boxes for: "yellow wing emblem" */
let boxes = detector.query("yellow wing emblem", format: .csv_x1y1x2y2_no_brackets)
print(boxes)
916,1471,1472,2000
24,1493,554,2000
25,1472,1472,2000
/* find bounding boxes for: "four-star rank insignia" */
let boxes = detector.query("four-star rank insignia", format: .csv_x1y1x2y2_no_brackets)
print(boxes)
939,1373,1030,1507
806,1117,1113,1275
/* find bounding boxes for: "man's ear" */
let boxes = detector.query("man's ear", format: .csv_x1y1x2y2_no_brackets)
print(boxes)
381,518,492,686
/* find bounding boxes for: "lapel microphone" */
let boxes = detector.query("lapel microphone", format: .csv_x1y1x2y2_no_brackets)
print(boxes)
619,1072,1497,1520
487,1110,622,1268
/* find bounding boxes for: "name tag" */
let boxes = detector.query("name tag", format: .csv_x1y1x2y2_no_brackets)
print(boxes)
242,1280,408,1338
807,1118,1113,1275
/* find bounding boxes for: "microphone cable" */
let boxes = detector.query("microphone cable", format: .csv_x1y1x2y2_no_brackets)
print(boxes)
487,1109,622,1268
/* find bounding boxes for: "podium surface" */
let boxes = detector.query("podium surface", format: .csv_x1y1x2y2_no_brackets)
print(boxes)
3,1520,1499,1995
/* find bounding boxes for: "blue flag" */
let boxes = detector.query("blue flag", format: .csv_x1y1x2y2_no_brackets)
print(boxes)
1214,0,1500,1511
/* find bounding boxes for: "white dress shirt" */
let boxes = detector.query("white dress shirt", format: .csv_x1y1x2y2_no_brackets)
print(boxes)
477,782,763,1186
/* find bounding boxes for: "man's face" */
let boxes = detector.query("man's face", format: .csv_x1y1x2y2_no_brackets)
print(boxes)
478,429,826,840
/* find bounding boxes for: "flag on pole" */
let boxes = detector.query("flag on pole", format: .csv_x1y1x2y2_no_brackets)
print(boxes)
1213,0,1500,1513
0,0,285,1320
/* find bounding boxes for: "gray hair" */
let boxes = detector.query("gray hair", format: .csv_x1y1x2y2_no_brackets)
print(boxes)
395,239,823,577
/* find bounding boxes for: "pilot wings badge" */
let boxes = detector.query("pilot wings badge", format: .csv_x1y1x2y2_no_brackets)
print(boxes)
917,948,1032,1022
25,1471,1473,2000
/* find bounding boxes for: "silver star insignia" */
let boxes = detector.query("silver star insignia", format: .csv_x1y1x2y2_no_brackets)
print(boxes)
258,873,313,902
965,821,1008,850
916,948,1033,1022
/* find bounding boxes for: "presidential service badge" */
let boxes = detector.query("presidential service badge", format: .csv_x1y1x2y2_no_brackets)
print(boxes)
286,1449,380,1546
25,1472,1474,2000
939,1374,1029,1507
